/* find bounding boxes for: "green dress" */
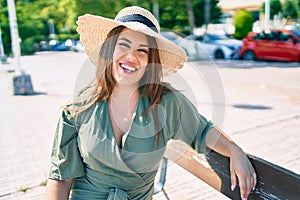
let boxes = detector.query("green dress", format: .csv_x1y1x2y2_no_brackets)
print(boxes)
48,90,214,200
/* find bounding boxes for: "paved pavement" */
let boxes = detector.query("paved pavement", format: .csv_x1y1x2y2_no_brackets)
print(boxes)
0,52,299,200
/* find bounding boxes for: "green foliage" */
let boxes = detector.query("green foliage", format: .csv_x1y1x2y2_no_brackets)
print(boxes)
57,33,78,41
159,1,188,32
260,0,282,19
39,179,48,187
0,0,223,55
193,0,222,27
0,0,11,54
298,0,300,18
158,0,221,35
211,1,222,24
75,0,152,18
0,0,78,55
38,0,77,34
233,9,253,40
283,0,299,20
21,37,37,55
16,1,44,40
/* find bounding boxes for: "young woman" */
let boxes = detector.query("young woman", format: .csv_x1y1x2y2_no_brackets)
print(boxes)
45,6,256,200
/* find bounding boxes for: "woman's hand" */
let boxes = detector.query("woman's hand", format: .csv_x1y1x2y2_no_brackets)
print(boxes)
205,127,257,199
230,148,257,200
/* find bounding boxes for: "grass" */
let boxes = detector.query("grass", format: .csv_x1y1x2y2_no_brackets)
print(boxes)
18,179,47,193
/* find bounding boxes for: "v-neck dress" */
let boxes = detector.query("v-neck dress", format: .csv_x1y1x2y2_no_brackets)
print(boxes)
48,90,214,199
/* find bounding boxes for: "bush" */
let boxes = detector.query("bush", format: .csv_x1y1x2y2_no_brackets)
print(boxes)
21,37,36,55
57,33,78,41
234,10,254,40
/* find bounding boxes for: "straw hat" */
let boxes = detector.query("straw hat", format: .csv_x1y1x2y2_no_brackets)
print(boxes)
76,6,187,76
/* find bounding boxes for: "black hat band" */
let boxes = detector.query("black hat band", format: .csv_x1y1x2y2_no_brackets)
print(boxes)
116,14,158,33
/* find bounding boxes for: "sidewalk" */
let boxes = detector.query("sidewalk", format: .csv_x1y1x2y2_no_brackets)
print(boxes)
0,52,299,199
0,52,80,200
0,67,69,199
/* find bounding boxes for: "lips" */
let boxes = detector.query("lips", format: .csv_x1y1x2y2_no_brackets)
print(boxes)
120,63,138,73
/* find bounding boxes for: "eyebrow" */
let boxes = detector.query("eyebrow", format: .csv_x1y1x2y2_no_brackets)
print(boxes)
119,38,132,43
119,38,149,48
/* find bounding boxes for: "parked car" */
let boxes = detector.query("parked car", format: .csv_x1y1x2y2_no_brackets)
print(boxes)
0,54,7,63
49,39,73,51
239,29,300,62
160,31,210,61
185,34,242,59
71,40,84,52
38,41,51,51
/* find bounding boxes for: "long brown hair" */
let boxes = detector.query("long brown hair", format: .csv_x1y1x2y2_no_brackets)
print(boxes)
67,25,170,143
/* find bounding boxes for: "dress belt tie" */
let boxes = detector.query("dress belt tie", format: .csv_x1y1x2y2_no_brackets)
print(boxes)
107,187,129,200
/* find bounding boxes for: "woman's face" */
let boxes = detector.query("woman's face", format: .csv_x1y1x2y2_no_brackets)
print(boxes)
112,28,149,87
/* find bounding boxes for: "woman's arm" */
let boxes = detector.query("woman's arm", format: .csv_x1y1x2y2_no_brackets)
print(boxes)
205,126,257,200
45,178,73,200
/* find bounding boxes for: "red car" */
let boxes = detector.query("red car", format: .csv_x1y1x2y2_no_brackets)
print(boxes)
239,29,300,62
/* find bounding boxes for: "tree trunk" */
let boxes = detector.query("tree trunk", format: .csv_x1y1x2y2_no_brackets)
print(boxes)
185,0,195,34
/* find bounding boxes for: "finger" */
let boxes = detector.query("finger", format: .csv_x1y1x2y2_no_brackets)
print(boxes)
252,171,257,190
246,174,252,197
230,170,237,191
239,181,248,200
238,175,251,200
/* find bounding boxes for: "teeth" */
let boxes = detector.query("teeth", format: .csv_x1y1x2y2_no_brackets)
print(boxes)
120,64,137,72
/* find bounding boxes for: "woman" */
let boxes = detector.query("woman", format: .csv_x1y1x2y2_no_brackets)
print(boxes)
45,6,256,200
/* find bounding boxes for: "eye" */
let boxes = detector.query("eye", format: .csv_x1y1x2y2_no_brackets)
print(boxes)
118,42,130,48
137,48,149,55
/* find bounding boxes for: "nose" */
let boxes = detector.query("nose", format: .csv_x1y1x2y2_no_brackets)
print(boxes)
125,50,137,62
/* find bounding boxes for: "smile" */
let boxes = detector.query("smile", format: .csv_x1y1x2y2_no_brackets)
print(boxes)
120,63,138,73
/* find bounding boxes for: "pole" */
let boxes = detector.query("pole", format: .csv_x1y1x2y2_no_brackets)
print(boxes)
0,25,7,64
0,26,5,57
204,0,210,34
7,0,34,95
152,0,159,23
185,0,195,34
47,19,56,40
264,0,270,30
7,0,21,73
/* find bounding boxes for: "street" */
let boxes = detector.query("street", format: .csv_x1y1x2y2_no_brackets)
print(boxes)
0,51,299,199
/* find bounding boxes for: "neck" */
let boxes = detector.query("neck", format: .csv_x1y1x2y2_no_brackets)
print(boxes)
109,84,139,113
111,84,138,101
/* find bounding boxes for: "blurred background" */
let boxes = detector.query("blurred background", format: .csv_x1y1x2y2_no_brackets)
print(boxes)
0,0,299,63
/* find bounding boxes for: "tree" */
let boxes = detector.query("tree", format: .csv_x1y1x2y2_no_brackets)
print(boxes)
282,0,299,22
16,0,47,54
193,0,222,27
260,0,282,19
0,0,10,54
155,0,222,34
0,0,79,55
38,0,77,37
298,0,300,18
233,9,253,40
74,0,152,19
0,0,223,55
186,0,195,34
159,1,189,32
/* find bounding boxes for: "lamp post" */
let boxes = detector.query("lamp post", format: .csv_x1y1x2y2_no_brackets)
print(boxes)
7,0,21,72
7,0,34,95
264,0,270,30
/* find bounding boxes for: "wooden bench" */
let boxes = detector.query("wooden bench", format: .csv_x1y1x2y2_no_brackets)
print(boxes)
155,140,300,199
